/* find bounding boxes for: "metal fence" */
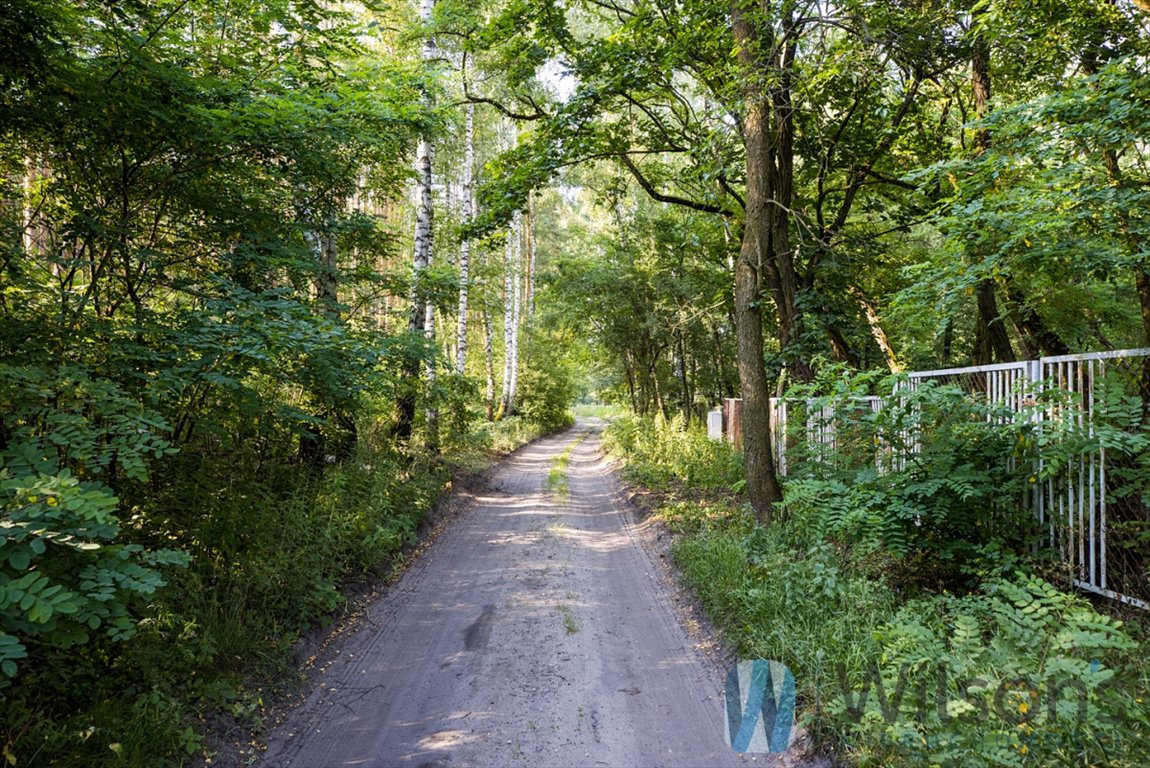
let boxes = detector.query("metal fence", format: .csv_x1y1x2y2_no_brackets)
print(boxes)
761,349,1150,610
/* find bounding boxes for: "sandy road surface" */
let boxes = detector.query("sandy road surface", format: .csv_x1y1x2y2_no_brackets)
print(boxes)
259,421,754,767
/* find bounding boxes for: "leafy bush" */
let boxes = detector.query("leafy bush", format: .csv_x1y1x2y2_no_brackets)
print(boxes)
0,471,187,682
782,370,1039,588
0,364,188,684
515,328,578,432
604,414,743,491
836,574,1149,767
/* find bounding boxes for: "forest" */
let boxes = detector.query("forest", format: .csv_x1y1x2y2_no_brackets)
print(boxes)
1,0,1149,765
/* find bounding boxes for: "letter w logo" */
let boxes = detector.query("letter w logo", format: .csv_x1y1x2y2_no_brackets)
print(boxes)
724,659,796,753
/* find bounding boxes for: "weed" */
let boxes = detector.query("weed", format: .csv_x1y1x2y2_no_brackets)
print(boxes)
547,433,588,499
556,604,579,635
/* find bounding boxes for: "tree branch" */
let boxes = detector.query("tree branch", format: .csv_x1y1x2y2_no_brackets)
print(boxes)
461,82,547,121
717,176,746,211
618,154,729,215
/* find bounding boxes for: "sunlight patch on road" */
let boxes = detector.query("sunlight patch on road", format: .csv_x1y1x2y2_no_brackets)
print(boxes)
559,526,630,553
418,729,481,751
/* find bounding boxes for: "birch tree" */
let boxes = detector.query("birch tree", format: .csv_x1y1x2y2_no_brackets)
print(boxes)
500,213,520,417
526,196,536,321
456,100,475,374
509,208,523,408
483,297,497,420
396,0,437,441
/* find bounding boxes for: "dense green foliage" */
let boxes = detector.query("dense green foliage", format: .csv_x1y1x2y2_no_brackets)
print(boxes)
477,0,1150,412
608,416,1150,767
604,414,743,491
0,1,577,764
782,370,1039,589
4,0,1150,764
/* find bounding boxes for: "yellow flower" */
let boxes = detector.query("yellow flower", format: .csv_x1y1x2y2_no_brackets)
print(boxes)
46,496,58,507
1020,745,1028,755
1019,701,1029,715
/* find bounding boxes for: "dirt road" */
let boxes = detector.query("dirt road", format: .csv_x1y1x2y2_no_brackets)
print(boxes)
259,421,752,767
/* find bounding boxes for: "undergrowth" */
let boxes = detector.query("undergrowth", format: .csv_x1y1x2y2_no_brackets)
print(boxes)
606,412,1150,767
1,414,549,767
602,413,743,491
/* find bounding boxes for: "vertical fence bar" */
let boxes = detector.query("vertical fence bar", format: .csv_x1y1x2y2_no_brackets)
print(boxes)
1088,358,1096,587
1094,356,1104,593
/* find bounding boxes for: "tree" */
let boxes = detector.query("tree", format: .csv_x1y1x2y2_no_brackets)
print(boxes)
397,0,439,443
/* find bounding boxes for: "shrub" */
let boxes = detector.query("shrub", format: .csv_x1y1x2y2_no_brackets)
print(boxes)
0,365,188,684
604,414,743,491
515,328,578,432
835,574,1148,767
782,370,1040,588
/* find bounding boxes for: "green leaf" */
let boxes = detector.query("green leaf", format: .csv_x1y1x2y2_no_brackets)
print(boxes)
8,547,30,571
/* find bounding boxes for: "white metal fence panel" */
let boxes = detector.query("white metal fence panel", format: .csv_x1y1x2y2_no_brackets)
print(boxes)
1036,350,1150,609
765,348,1150,610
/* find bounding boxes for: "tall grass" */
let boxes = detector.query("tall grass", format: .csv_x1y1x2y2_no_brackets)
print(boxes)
603,413,743,491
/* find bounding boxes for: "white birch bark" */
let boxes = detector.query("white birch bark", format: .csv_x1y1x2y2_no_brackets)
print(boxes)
508,210,522,414
500,224,515,417
455,101,475,374
526,197,536,322
409,0,435,337
401,0,437,446
483,299,496,421
308,230,339,317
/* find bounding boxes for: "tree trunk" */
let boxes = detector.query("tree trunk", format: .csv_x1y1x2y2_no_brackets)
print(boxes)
851,288,900,372
731,0,784,520
410,147,434,328
483,301,496,421
972,279,1015,364
526,196,537,321
625,356,638,413
968,16,1016,366
425,294,439,451
824,319,860,368
765,25,809,384
396,0,436,441
677,330,691,426
999,277,1068,357
509,210,523,412
308,230,339,317
1137,270,1150,417
455,101,475,374
499,216,519,418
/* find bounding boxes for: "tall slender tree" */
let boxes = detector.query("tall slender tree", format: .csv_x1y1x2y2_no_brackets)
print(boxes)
498,209,525,417
456,98,476,374
396,0,438,441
